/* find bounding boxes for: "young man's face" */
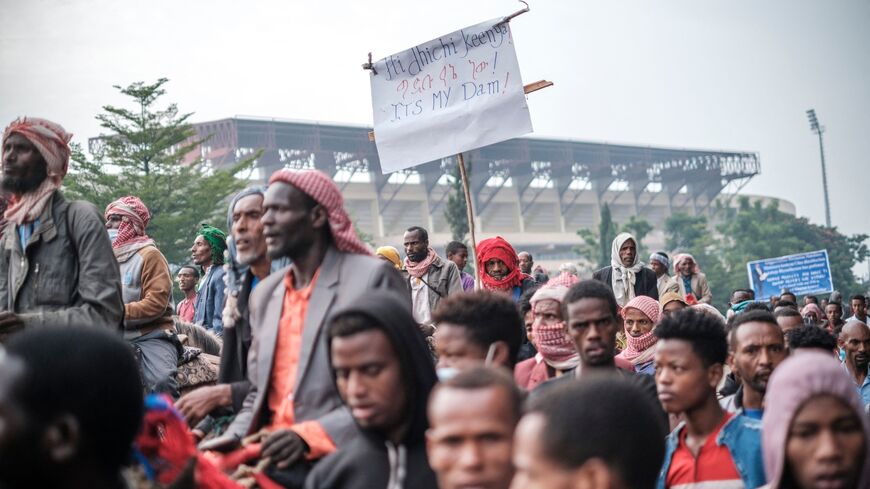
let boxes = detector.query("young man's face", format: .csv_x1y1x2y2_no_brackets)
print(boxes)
331,328,407,437
730,321,787,395
654,339,722,414
650,260,666,277
511,413,576,489
565,298,617,367
851,299,867,319
786,395,866,489
427,386,516,489
448,248,469,271
176,268,198,292
826,304,843,324
434,324,488,371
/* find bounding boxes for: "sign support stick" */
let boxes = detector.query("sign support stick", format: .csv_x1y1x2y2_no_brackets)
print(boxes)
456,152,480,290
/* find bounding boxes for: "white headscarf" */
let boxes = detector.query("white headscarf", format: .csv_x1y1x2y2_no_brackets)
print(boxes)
611,232,644,307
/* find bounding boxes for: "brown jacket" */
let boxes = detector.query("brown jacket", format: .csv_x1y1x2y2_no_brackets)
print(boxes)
676,272,713,304
119,244,174,337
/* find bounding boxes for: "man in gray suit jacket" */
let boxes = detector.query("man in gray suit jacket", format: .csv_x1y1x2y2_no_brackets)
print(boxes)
201,170,407,483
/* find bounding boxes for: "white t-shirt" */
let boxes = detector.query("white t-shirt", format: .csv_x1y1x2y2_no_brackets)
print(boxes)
845,315,870,326
410,277,431,325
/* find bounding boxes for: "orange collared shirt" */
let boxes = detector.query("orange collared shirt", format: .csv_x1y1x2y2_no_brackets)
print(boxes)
266,268,336,459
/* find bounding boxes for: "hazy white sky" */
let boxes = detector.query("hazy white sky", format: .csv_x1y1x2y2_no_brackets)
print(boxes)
2,0,868,244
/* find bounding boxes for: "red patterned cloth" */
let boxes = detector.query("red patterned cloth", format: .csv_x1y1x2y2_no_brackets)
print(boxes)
619,295,661,365
477,236,524,291
105,196,155,261
268,170,371,255
547,270,580,289
673,253,701,275
2,117,72,224
404,247,437,278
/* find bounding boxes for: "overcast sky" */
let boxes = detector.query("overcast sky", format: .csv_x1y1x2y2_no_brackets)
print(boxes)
2,0,868,255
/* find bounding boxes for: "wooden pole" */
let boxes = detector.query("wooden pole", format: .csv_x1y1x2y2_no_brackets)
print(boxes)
456,152,480,290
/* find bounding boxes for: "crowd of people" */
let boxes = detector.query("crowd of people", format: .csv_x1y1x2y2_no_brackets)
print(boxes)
0,116,869,489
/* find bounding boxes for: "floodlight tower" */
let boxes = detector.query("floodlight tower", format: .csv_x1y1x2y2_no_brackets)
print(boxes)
806,109,831,228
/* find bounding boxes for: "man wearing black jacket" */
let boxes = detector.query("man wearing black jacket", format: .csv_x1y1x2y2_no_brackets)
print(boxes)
305,290,439,489
591,233,658,307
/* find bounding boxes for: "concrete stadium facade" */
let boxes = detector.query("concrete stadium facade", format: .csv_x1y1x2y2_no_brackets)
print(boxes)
188,117,795,268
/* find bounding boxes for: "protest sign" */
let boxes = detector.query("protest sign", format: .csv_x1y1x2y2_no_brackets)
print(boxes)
369,17,534,173
746,249,834,301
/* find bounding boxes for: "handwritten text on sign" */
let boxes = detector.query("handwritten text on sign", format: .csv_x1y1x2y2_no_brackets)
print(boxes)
370,18,533,173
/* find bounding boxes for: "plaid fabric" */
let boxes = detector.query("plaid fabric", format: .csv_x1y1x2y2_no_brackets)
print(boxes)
2,117,72,224
268,169,371,255
106,196,152,249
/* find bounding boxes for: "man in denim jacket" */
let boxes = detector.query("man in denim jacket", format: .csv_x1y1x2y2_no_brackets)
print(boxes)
654,308,766,489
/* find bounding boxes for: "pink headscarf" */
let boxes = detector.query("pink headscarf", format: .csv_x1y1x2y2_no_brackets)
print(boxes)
801,303,823,322
530,283,580,370
2,117,73,224
618,296,661,365
762,351,870,489
268,169,371,255
547,270,580,289
673,253,701,276
105,196,155,262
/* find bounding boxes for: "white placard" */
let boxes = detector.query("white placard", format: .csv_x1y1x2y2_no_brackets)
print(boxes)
369,17,533,173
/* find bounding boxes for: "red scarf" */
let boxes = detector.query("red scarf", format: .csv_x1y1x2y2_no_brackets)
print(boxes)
477,236,524,291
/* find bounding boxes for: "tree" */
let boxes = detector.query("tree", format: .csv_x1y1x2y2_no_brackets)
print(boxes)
663,198,869,311
663,212,729,308
64,78,256,266
716,197,868,301
444,157,470,242
575,203,619,269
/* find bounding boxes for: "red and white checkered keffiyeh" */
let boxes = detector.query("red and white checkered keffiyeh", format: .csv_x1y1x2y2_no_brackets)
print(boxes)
268,169,371,256
2,117,73,224
618,295,661,365
105,196,155,262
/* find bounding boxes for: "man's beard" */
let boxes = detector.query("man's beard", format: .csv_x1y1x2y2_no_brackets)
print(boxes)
1,170,47,194
408,251,428,263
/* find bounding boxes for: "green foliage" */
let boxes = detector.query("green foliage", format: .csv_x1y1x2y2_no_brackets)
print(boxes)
663,197,869,310
575,204,632,268
63,78,256,266
444,157,470,243
663,212,728,308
